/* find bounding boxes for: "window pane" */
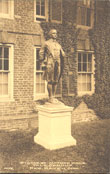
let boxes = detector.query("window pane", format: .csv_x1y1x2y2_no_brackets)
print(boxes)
82,74,86,82
86,8,91,26
36,73,41,81
0,47,2,58
41,6,45,16
41,74,45,82
2,84,8,95
36,61,40,70
83,53,87,62
3,73,8,83
36,0,40,15
36,0,45,16
83,54,87,71
36,49,39,60
81,7,86,25
88,54,92,71
36,5,40,15
36,83,40,93
4,60,9,70
36,49,41,70
0,59,2,70
78,53,81,62
4,47,9,59
82,74,86,91
78,63,81,72
88,63,92,72
88,53,92,62
82,83,86,91
83,63,87,71
36,72,45,94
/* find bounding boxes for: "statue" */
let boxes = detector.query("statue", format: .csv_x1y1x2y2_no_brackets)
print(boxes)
39,29,65,103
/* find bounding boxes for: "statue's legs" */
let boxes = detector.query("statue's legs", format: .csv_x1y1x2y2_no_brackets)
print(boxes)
47,83,52,99
47,61,60,103
47,81,58,103
52,83,57,97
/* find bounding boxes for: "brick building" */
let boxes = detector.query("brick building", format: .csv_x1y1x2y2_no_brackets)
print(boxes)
0,0,109,126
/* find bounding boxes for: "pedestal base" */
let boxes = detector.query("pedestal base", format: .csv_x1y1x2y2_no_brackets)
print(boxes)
34,133,76,150
34,102,76,150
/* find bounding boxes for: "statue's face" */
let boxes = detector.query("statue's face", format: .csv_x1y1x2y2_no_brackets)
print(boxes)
51,30,57,39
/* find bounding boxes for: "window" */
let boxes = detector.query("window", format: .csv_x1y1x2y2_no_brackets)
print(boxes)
35,0,62,23
35,0,48,21
0,44,14,100
77,0,94,27
50,0,62,23
34,47,48,100
0,0,14,18
77,52,95,95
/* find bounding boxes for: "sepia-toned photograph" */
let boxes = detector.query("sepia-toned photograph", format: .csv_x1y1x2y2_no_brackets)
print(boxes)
0,0,110,173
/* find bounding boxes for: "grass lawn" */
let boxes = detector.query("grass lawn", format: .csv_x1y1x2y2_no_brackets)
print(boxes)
0,119,110,173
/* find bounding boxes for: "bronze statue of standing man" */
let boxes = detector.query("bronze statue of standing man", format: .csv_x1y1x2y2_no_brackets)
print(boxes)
39,29,65,103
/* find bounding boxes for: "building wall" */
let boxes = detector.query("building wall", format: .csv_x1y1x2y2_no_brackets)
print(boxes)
0,0,43,116
0,0,78,116
0,0,109,118
0,0,94,116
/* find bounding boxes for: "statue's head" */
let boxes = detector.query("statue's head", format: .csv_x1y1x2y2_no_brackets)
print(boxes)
49,29,57,39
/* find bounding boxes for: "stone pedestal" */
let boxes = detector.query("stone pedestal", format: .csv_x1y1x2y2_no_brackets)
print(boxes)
34,102,76,150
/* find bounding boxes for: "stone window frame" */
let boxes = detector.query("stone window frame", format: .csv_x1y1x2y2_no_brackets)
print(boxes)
77,50,95,96
76,0,94,29
0,44,14,102
0,0,14,19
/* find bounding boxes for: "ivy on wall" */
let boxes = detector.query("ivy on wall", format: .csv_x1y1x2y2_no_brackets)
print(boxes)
84,0,110,118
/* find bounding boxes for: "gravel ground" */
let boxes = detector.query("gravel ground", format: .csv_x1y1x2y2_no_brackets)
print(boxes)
0,119,110,173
